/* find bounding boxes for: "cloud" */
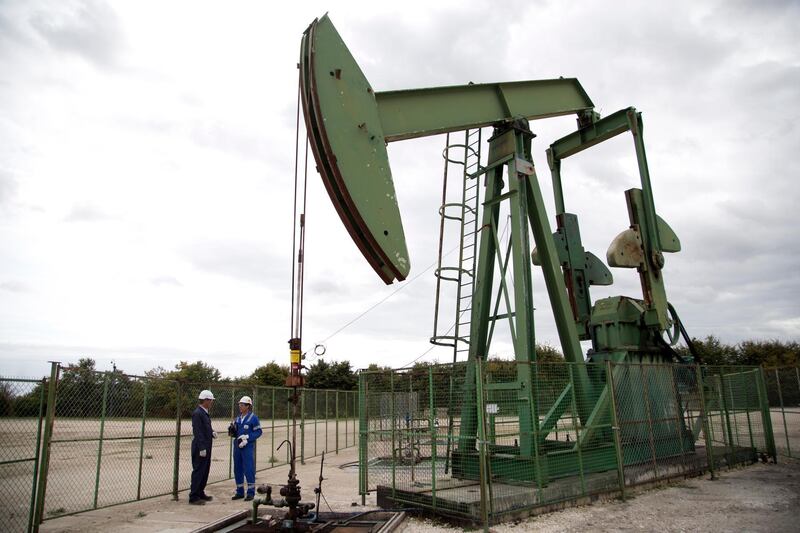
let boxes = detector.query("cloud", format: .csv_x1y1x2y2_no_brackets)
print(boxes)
182,239,290,289
0,169,17,207
0,1,798,380
28,0,125,69
188,119,274,161
150,276,182,288
63,203,117,222
1,281,31,293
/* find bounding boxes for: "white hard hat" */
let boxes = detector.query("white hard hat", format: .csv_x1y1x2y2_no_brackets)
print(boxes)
198,389,215,400
238,396,253,405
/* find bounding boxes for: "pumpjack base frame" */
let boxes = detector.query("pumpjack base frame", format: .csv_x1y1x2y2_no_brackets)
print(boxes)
378,445,758,527
451,434,694,485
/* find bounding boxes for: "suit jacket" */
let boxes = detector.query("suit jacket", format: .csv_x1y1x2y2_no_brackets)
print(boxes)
192,405,213,452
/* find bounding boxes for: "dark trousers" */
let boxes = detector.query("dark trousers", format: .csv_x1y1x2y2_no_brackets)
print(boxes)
190,441,211,501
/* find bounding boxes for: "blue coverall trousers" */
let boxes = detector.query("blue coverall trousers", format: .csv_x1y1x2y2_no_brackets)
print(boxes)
233,443,255,496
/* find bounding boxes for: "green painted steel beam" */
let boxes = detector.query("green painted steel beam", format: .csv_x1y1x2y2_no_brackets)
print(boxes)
376,79,594,142
538,383,572,444
301,15,596,284
548,107,631,161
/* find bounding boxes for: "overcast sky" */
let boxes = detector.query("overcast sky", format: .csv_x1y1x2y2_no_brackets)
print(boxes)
1,0,798,379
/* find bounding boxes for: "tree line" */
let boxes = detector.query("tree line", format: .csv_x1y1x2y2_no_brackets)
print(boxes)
674,336,800,367
1,336,797,417
0,357,358,418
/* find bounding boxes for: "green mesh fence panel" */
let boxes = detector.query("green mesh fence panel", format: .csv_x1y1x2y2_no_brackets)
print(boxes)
36,366,356,522
360,361,780,525
764,367,800,459
0,377,45,533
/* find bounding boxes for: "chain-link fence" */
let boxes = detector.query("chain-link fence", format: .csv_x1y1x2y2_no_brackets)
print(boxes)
360,360,778,525
1,363,357,532
0,378,46,533
763,367,800,459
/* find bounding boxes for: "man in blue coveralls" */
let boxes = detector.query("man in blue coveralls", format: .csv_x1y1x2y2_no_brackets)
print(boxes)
228,395,262,500
189,389,217,505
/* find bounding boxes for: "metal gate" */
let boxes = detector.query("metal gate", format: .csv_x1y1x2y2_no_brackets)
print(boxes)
0,377,46,533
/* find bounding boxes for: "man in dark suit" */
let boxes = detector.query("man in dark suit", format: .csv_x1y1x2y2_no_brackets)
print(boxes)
189,389,217,505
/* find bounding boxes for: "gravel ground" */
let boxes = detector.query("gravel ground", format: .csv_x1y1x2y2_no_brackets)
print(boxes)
403,461,800,533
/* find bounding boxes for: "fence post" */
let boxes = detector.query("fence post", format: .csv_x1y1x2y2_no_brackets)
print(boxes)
344,392,348,449
252,387,258,469
136,380,149,500
358,373,367,506
229,387,236,479
335,391,340,455
271,388,275,465
390,372,396,500
718,372,735,466
33,361,59,529
27,379,45,532
475,358,490,531
172,380,182,500
313,389,317,458
695,365,716,480
325,390,329,454
756,367,777,462
606,360,626,501
300,390,305,464
29,376,47,533
93,373,109,509
774,368,791,458
428,366,437,511
345,392,348,449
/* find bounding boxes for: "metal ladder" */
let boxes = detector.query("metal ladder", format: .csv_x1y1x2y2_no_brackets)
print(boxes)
431,128,482,363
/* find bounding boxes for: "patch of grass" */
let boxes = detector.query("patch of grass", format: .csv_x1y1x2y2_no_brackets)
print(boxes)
144,454,153,459
269,456,278,464
47,507,66,516
136,511,147,518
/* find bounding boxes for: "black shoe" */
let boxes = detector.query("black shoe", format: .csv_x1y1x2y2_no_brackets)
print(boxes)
244,495,254,501
200,495,213,501
189,499,206,505
231,494,244,500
